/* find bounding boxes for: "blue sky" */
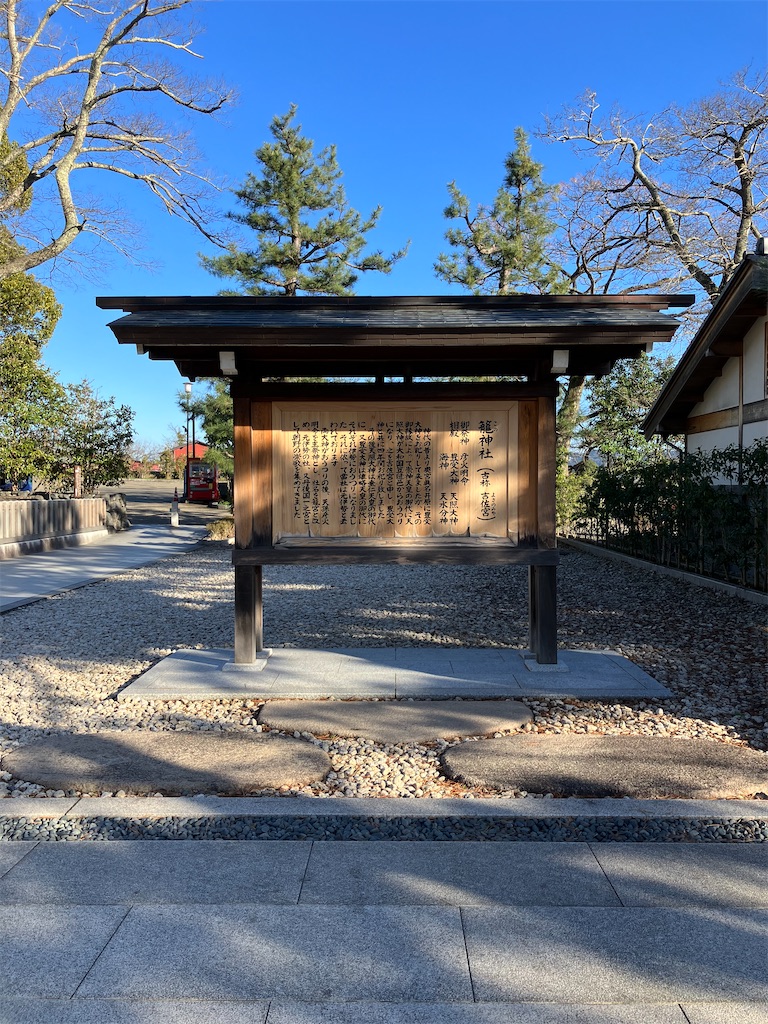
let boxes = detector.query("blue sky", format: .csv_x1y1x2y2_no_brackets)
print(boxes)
34,0,768,447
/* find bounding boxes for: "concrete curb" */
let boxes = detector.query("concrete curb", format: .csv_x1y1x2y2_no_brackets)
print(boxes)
2,795,767,821
3,797,766,841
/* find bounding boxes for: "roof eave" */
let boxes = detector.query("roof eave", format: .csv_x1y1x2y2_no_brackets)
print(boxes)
643,256,768,437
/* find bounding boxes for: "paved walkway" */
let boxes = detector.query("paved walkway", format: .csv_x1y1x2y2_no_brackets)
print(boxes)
0,804,765,1022
0,525,206,612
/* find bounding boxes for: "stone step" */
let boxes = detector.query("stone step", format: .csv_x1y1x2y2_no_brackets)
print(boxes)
441,734,768,800
1,731,330,797
258,698,532,744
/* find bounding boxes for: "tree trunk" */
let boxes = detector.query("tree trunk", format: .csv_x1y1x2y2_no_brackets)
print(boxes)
556,375,585,470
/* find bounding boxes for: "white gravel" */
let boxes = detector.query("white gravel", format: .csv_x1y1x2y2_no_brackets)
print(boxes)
1,541,765,800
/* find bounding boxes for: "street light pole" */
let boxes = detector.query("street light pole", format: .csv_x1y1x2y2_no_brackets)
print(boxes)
184,381,193,501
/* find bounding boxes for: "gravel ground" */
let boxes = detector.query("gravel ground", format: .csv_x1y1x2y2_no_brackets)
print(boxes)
1,541,766,802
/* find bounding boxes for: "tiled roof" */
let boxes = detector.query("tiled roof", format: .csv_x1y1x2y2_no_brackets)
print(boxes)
106,305,681,332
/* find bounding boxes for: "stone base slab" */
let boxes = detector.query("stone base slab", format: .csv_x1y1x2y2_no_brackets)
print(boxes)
118,647,673,701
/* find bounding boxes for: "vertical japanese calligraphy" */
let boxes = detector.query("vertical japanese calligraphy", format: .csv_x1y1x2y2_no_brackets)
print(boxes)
275,404,514,540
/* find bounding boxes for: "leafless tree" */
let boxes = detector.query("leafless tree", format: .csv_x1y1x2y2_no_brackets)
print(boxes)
538,69,768,475
540,68,768,302
0,0,233,281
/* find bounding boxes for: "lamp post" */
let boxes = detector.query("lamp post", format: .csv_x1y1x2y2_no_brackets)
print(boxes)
184,381,193,501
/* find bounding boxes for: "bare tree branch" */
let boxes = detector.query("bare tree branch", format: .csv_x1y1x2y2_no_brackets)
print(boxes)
538,68,768,303
0,0,234,280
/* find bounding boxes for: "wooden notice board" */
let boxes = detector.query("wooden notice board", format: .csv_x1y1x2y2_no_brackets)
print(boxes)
271,401,519,542
232,390,558,664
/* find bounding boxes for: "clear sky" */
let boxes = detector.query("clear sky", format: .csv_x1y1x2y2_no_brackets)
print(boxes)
34,0,768,449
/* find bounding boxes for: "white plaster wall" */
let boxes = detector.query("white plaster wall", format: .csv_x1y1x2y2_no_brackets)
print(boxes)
742,315,767,404
689,355,740,415
686,426,739,455
744,421,768,446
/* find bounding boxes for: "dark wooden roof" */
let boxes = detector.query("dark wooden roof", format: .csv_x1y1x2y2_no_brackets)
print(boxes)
643,256,768,437
97,293,694,380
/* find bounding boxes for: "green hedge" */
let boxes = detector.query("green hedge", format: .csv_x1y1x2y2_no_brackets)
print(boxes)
569,439,768,592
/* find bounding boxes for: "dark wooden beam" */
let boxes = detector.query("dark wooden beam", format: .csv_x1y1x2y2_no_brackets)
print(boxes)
232,542,560,567
235,382,560,401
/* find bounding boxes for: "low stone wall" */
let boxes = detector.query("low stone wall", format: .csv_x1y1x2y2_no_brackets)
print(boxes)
0,496,128,559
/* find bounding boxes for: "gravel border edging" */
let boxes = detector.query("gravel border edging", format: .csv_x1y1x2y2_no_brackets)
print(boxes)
2,796,766,843
560,538,768,606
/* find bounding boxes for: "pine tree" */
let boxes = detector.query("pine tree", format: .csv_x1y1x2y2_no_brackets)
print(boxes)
435,127,568,295
201,105,407,296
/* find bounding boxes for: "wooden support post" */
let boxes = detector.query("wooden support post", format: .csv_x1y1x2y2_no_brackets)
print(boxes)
528,564,557,664
232,394,272,663
233,392,256,663
234,564,262,663
537,396,557,549
528,564,538,655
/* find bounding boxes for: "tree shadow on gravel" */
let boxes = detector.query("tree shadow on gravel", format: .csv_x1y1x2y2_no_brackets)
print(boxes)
1,551,766,781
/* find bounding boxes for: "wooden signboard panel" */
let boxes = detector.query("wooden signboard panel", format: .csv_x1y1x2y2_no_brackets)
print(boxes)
271,401,522,543
233,392,558,664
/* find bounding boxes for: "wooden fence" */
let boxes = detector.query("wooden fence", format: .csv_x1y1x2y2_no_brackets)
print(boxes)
567,442,768,593
0,497,108,552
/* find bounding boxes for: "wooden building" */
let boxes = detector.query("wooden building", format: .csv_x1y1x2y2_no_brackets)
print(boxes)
98,293,692,666
644,253,768,453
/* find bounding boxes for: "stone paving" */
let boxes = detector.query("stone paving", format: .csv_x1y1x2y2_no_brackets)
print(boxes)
0,524,205,612
1,732,331,796
0,837,766,1021
3,706,766,800
258,698,533,744
441,734,768,800
119,646,674,700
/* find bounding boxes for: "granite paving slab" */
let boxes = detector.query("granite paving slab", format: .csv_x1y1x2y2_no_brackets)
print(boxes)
298,841,620,906
259,699,532,743
0,1000,270,1023
118,647,672,701
682,1006,768,1024
76,905,473,1001
394,672,523,697
0,798,79,819
0,1002,698,1024
2,732,331,796
266,1004,689,1023
0,841,311,905
0,905,129,997
0,842,36,878
462,907,768,1003
591,844,768,906
441,735,768,799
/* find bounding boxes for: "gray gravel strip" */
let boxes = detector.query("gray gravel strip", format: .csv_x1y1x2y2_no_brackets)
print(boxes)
1,796,766,842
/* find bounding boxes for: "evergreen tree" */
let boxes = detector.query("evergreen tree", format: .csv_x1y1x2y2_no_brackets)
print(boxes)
0,333,67,485
435,128,568,295
579,355,680,470
201,105,407,296
52,382,135,495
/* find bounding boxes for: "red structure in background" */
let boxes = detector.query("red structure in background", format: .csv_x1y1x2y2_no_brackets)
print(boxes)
172,442,209,462
184,457,220,504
